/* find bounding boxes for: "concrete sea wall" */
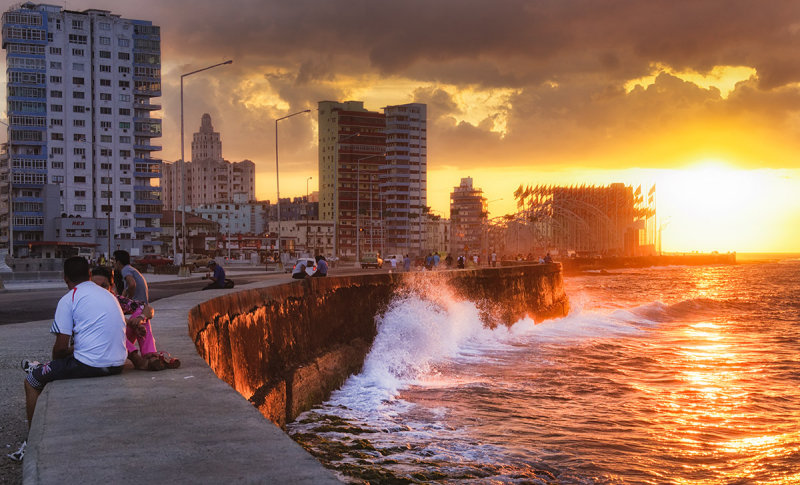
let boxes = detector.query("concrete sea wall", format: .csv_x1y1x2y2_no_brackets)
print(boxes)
189,264,568,427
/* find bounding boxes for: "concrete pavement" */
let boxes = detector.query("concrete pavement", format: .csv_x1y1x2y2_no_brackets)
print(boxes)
19,277,341,484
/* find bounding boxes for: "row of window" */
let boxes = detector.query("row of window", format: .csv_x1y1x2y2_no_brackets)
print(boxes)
4,26,46,41
5,12,43,26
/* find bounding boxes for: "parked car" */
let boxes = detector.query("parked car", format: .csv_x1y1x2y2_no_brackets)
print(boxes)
134,255,173,267
360,252,383,269
290,257,317,278
184,254,212,271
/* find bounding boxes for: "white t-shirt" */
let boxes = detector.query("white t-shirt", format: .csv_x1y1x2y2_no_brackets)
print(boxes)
50,281,127,368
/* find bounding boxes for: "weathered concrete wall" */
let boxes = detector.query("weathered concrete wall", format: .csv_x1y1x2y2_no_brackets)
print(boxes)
189,264,568,427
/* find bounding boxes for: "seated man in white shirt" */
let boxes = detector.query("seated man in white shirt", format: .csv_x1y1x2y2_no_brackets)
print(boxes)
23,256,128,429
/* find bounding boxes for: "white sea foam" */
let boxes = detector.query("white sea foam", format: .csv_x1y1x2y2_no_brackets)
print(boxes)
327,282,657,413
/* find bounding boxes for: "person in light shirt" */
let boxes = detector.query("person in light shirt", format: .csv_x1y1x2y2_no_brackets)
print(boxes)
21,257,127,449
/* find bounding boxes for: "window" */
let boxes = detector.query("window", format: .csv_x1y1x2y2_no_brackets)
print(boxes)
100,148,112,156
100,163,112,171
72,105,86,113
72,91,85,99
99,36,110,45
72,119,85,127
120,219,131,228
50,47,62,55
51,161,64,169
71,19,84,30
100,93,112,101
119,136,131,143
118,52,130,60
72,77,85,85
119,122,131,129
100,177,113,184
100,79,111,87
100,121,112,129
119,150,131,158
99,22,111,30
52,175,65,183
75,190,86,197
118,80,129,88
100,107,112,115
73,162,85,170
71,48,85,56
50,76,62,83
118,38,130,47
73,147,86,156
118,66,130,74
51,119,63,126
50,90,62,98
72,63,84,71
120,205,132,213
73,204,86,212
99,65,111,72
120,191,131,199
119,108,130,116
50,61,62,69
68,34,87,44
51,132,64,141
100,135,112,143
120,178,131,185
119,164,130,171
50,104,63,112
119,94,130,102
51,147,64,155
99,50,111,58
73,176,86,183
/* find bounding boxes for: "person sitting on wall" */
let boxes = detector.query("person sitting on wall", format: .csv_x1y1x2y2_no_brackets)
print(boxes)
313,255,328,277
15,257,128,461
202,260,227,290
544,252,553,263
293,262,308,279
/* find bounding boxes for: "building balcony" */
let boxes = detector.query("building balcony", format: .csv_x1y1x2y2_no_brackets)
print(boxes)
134,143,162,151
133,100,162,111
134,213,161,219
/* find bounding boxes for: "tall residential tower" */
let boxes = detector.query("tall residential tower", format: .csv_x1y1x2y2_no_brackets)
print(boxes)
2,3,162,258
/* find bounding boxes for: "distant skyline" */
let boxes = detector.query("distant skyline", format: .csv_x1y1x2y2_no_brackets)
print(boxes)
3,0,800,251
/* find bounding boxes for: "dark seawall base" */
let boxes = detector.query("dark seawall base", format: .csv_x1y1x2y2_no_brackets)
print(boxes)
189,265,569,427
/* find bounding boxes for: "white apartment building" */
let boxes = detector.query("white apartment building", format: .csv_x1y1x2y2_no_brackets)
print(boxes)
193,201,269,235
383,103,427,256
2,3,162,258
162,113,255,210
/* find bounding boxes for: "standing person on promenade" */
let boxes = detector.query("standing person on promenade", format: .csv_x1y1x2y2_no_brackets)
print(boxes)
113,250,149,303
403,255,411,272
14,257,127,461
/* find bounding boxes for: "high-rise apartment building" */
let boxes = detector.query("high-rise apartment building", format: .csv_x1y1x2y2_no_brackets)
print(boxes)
450,177,487,257
1,3,162,258
318,100,427,259
162,113,255,210
318,100,385,258
383,103,426,255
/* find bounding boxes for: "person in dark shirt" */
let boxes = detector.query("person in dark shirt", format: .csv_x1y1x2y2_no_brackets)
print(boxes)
313,255,328,277
203,260,226,290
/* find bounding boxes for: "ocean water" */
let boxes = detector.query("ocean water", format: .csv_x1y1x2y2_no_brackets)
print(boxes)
288,258,800,484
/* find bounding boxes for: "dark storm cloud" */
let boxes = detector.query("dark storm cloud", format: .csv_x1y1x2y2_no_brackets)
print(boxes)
58,0,800,176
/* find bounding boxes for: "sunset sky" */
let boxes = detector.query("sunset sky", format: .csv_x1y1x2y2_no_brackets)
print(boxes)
3,0,800,252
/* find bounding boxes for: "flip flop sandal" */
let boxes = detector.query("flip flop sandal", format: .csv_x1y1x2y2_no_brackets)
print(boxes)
157,351,181,369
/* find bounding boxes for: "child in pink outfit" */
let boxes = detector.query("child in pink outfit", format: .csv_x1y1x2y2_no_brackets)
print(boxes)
91,266,179,370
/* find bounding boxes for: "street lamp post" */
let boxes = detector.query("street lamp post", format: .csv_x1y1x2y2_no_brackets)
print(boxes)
275,109,310,269
0,119,12,261
306,175,312,255
180,60,233,276
332,132,359,260
355,154,383,264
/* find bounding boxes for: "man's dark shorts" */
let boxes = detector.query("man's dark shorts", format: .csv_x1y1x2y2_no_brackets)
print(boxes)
26,355,123,391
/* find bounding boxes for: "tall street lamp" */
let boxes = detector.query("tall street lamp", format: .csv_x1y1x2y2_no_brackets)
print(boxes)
180,60,233,276
0,119,12,261
90,141,115,261
355,154,383,263
306,175,312,255
275,109,310,269
333,132,359,259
